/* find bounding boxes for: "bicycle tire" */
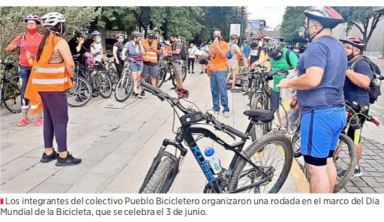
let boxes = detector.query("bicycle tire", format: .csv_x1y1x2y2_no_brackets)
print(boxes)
157,68,167,88
250,94,269,142
108,68,119,87
99,72,113,98
291,125,302,158
228,133,293,193
3,76,21,114
241,78,249,92
114,72,134,102
140,157,173,193
67,76,92,107
333,133,357,193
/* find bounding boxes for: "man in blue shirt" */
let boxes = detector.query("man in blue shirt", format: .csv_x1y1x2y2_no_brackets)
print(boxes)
241,41,251,67
341,36,373,178
278,6,346,193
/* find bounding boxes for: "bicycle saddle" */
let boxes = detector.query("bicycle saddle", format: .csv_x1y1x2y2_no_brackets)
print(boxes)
243,110,274,123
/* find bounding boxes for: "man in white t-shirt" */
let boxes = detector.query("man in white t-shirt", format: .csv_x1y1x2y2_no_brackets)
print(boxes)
187,43,197,73
226,35,242,90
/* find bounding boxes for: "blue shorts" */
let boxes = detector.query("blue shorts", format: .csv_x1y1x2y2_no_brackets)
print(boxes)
271,90,280,109
300,107,346,160
130,61,143,72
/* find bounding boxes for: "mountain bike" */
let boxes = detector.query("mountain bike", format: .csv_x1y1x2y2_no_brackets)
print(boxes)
157,56,187,88
0,60,21,113
66,61,92,107
139,82,293,193
114,61,135,102
105,57,120,89
89,62,113,98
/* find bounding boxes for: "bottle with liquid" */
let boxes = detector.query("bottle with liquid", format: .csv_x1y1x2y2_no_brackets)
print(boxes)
204,147,222,175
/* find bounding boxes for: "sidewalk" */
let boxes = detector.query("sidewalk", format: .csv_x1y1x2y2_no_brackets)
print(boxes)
0,66,300,194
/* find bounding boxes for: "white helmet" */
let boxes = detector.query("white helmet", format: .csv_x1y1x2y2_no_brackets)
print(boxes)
41,12,65,27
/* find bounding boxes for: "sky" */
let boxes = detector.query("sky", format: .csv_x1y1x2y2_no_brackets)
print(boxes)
247,6,286,30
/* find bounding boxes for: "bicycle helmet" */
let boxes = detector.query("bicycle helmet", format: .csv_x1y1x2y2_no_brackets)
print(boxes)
266,38,283,60
91,31,101,38
147,31,156,39
41,12,65,27
24,14,41,24
116,33,124,39
304,6,344,29
340,36,365,50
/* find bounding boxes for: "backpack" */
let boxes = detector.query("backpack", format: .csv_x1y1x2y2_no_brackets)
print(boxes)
285,49,300,68
351,56,382,104
180,43,188,60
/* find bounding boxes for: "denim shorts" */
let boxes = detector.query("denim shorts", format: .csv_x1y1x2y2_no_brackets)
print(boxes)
130,61,143,72
300,107,347,160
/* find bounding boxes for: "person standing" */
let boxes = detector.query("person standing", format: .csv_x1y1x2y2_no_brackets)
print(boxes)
341,36,374,178
170,34,185,89
5,14,44,127
209,29,230,118
227,35,242,90
113,33,125,78
188,43,197,74
121,31,144,98
90,31,105,66
25,12,81,166
142,31,162,88
199,43,208,74
278,6,346,193
242,41,251,68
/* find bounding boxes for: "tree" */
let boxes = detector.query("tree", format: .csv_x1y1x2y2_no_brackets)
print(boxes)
334,7,384,50
0,6,100,58
280,6,307,43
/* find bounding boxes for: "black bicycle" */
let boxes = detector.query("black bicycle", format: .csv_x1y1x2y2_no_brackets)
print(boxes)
0,60,21,113
139,82,293,193
66,60,93,107
157,56,187,88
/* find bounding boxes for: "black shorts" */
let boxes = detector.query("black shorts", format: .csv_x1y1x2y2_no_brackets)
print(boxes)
346,109,369,144
304,150,335,166
199,59,208,65
271,90,280,110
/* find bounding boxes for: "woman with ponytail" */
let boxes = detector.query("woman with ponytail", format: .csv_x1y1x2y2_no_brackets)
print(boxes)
25,12,81,166
5,14,44,127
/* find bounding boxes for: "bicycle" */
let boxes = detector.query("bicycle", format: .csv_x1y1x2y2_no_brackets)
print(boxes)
114,61,135,102
89,62,113,98
105,57,120,89
139,81,293,193
66,60,92,107
0,60,21,113
157,56,187,88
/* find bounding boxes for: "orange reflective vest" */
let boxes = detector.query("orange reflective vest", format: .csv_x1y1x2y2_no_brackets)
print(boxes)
142,39,158,63
25,32,72,115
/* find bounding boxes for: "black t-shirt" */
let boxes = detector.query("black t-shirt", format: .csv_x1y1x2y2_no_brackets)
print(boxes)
114,42,125,59
68,38,90,62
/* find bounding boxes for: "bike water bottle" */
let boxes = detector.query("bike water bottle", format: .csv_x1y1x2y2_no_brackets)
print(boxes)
204,147,222,174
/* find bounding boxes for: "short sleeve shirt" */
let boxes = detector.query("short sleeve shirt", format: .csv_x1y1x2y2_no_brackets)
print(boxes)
228,43,240,65
172,41,183,60
11,32,44,67
270,47,298,92
91,42,103,63
297,36,347,114
344,58,373,107
243,45,251,58
209,41,230,72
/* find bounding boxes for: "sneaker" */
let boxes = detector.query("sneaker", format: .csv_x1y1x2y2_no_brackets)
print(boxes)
40,150,59,163
199,71,204,74
214,110,220,115
171,86,176,90
140,90,145,97
352,166,363,178
223,111,230,118
56,153,82,166
35,117,43,127
188,70,191,73
17,117,30,127
192,71,195,74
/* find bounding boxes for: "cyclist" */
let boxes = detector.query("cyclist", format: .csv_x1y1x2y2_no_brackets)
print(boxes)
278,6,346,193
113,33,125,78
5,14,44,127
170,34,185,89
142,31,162,89
25,12,81,166
340,36,374,178
121,31,144,98
264,38,298,132
227,34,242,91
90,31,105,67
68,31,90,78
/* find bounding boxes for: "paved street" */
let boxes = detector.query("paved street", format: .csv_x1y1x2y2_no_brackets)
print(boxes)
1,61,384,194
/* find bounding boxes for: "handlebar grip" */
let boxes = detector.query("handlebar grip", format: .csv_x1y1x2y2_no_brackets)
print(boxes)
141,81,161,94
223,124,247,139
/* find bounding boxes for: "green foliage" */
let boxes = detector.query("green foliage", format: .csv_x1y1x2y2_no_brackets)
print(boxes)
280,6,307,42
1,6,100,59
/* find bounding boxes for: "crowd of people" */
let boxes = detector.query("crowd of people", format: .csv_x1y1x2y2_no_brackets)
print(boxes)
3,6,381,195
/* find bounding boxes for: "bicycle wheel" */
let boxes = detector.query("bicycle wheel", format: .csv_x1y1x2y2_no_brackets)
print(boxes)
140,157,173,193
3,76,21,113
333,133,357,193
250,94,269,142
67,76,92,107
241,78,249,92
98,72,113,98
108,68,119,88
114,72,134,102
228,133,293,193
157,68,167,88
291,125,302,158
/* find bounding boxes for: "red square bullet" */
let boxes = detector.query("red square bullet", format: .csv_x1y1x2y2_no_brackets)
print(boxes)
0,199,3,205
